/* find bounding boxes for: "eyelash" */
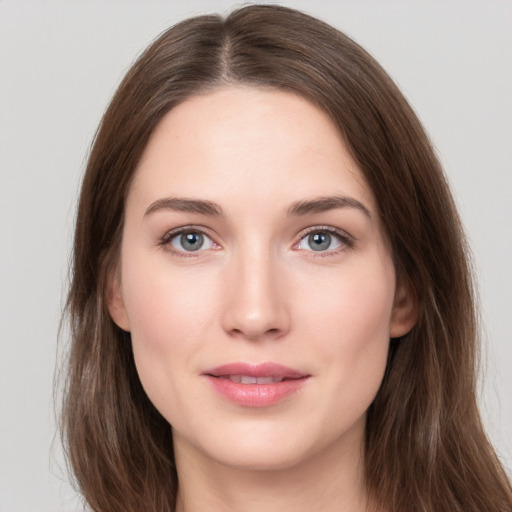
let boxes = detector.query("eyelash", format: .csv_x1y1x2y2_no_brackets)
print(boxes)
158,225,355,258
158,225,218,258
295,226,355,257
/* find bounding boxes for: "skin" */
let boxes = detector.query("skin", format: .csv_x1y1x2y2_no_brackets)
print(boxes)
108,86,416,512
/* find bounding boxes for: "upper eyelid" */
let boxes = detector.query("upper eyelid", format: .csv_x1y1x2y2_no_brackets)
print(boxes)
296,225,355,241
161,225,215,240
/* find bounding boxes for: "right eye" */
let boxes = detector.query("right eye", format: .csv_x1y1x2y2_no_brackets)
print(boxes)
162,229,218,255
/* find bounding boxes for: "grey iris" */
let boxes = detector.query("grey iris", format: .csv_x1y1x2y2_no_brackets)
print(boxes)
309,232,331,251
181,232,203,251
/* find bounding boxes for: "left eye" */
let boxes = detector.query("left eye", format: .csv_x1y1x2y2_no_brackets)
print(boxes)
169,231,216,252
297,231,344,252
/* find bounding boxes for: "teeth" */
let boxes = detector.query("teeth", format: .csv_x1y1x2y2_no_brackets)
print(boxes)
254,376,279,384
225,375,284,384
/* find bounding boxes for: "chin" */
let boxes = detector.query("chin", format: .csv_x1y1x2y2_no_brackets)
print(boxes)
174,416,358,474
207,442,314,472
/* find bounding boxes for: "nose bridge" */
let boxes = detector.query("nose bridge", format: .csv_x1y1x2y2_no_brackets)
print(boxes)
222,239,289,340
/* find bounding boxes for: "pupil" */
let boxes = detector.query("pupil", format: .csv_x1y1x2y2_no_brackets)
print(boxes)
309,232,331,251
181,232,203,251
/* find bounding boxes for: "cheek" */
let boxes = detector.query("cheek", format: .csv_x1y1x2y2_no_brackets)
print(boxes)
299,256,395,403
122,249,218,344
119,253,218,416
300,256,395,347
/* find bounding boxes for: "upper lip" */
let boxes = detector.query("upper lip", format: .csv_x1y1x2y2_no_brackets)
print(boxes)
204,362,308,379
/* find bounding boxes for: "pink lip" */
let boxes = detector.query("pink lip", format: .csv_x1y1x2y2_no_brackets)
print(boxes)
203,362,310,408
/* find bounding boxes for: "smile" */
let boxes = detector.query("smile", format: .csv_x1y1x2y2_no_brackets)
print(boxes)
219,375,290,384
203,362,310,407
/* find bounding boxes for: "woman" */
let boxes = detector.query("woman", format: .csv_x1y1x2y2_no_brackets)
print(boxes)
62,5,512,511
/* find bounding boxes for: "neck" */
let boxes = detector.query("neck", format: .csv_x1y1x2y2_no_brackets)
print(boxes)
173,423,374,512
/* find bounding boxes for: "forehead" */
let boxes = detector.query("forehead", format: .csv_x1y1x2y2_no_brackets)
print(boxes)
128,86,375,215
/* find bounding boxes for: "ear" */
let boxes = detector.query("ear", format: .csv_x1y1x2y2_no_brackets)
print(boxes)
390,278,418,338
106,268,131,332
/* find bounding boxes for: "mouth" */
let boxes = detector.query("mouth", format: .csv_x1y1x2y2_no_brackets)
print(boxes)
215,375,297,384
203,362,310,407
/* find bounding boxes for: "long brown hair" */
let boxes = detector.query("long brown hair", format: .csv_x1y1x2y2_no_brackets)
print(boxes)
62,5,512,511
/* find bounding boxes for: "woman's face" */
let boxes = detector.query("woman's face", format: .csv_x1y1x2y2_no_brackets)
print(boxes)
109,86,415,471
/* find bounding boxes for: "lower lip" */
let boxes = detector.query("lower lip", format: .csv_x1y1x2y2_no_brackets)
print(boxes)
205,376,309,407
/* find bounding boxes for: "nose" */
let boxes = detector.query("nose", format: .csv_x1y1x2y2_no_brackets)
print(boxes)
221,247,290,342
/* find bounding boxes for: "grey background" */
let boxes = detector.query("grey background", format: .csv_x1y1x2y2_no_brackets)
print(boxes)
0,1,510,511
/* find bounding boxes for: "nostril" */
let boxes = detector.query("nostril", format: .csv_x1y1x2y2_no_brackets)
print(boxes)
227,326,284,342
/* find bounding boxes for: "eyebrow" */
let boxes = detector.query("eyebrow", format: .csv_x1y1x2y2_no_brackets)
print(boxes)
287,195,371,219
143,195,371,219
144,198,224,217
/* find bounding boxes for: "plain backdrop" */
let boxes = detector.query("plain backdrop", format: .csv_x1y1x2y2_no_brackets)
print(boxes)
0,1,511,511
